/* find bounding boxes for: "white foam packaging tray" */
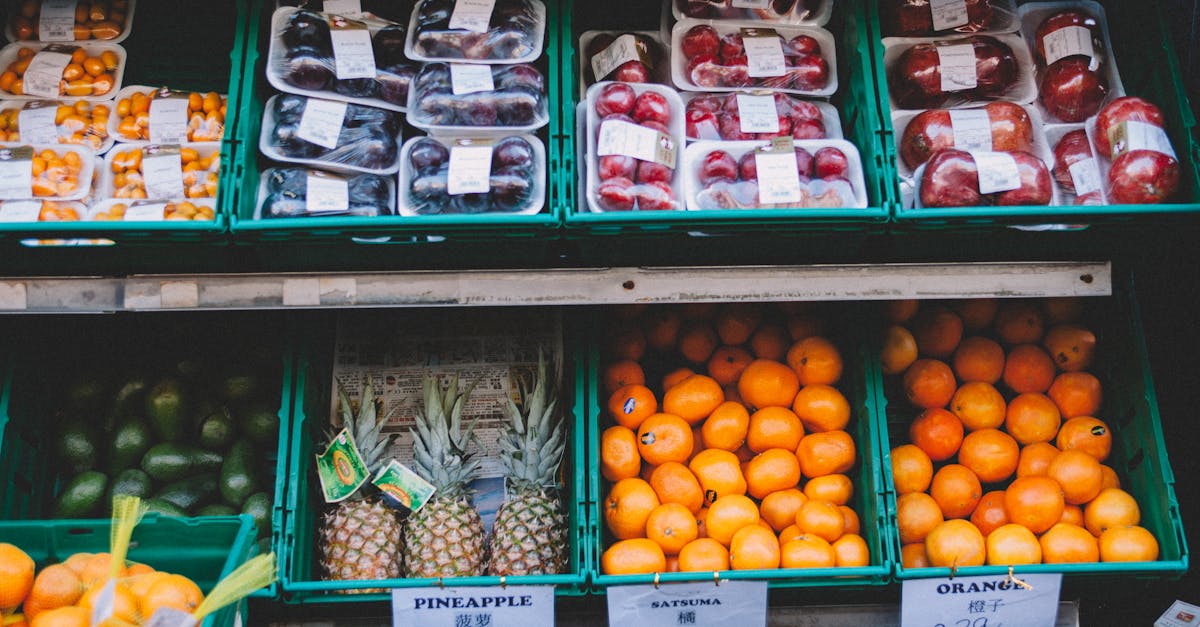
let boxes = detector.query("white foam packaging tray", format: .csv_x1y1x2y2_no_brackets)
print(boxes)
680,90,842,141
99,141,220,201
0,41,126,102
397,133,546,216
404,0,547,65
881,32,1037,112
405,64,549,135
255,166,397,219
258,93,402,176
4,0,137,45
670,0,832,27
0,99,115,154
107,85,229,146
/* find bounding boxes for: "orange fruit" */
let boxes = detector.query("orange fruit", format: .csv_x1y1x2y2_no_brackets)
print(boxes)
1043,324,1096,372
649,462,705,513
689,449,747,505
125,571,169,600
1005,393,1062,446
1016,442,1060,478
891,444,934,495
795,430,856,478
970,490,1009,537
738,359,800,410
804,474,853,506
1047,450,1103,505
1060,504,1085,527
881,325,919,376
0,543,34,611
729,525,780,570
795,498,845,543
1099,465,1120,490
1005,476,1065,534
689,425,704,462
637,413,694,465
912,307,964,358
605,478,661,539
662,367,695,392
750,324,789,361
662,374,724,425
1043,297,1085,323
1002,344,1056,394
778,524,803,545
1056,416,1112,461
723,384,742,405
909,408,964,462
679,321,720,364
925,519,986,568
21,563,84,620
930,464,982,520
953,298,998,331
706,495,761,545
80,581,140,623
787,336,843,386
950,381,1006,432
780,534,836,568
1040,522,1099,563
791,384,851,433
994,301,1045,345
1099,526,1159,562
601,426,641,482
607,323,647,361
886,299,919,323
896,492,943,544
1084,488,1140,537
715,304,763,345
985,524,1041,565
643,308,683,351
27,606,89,627
603,360,645,395
701,401,750,451
608,384,658,430
744,448,801,499
78,553,118,588
787,313,827,341
747,406,804,453
952,336,1006,384
903,359,956,409
646,503,700,554
840,506,861,536
602,538,667,575
1047,372,1102,419
707,346,754,387
901,543,930,568
677,538,730,572
695,507,709,538
760,488,807,532
957,428,1019,484
61,554,91,576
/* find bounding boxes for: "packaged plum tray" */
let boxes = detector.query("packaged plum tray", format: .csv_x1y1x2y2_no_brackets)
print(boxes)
670,19,838,97
878,0,1019,38
404,0,548,65
5,0,137,44
254,166,396,220
671,0,833,26
259,93,403,176
405,62,550,135
398,134,547,216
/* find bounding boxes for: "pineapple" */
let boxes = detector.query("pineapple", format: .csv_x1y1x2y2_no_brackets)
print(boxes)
487,354,568,576
402,374,488,578
318,377,404,588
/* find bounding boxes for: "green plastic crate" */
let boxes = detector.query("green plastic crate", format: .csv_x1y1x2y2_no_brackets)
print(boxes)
586,306,893,591
871,0,1200,228
280,310,589,602
0,514,258,627
561,0,890,238
227,1,563,244
0,313,294,599
0,0,251,243
873,281,1188,579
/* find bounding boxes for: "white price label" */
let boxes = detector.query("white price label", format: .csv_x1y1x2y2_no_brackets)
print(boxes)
591,34,641,82
737,94,780,134
23,48,73,98
930,0,970,31
323,0,363,15
1157,600,1200,627
1042,25,1096,67
18,103,60,144
144,607,198,627
449,0,497,33
450,64,496,95
1111,120,1176,158
732,0,771,8
0,148,34,199
756,150,804,204
306,172,350,211
297,98,348,150
392,586,554,627
329,18,376,80
597,120,676,167
0,282,28,310
1068,157,1103,196
0,200,42,222
901,573,1063,627
937,43,978,92
607,580,767,627
38,0,77,42
744,35,786,78
124,202,168,221
970,150,1022,194
949,108,993,151
149,96,191,144
142,148,185,198
447,143,493,195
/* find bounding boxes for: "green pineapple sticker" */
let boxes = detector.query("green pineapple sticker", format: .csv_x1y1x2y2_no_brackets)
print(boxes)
372,459,437,513
315,427,369,503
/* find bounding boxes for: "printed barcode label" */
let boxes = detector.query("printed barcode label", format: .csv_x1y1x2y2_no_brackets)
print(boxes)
937,43,978,92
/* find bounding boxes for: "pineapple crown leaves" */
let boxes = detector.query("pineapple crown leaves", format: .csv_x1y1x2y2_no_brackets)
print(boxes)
333,375,400,472
498,352,566,490
410,373,483,497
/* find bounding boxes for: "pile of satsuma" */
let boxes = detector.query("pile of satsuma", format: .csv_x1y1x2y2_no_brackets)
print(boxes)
881,297,1159,568
598,303,870,575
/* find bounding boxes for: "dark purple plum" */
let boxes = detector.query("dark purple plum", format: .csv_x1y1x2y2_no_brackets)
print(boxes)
492,137,534,168
409,138,450,173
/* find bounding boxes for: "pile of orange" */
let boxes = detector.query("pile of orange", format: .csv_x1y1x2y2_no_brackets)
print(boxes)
0,47,118,98
882,297,1159,569
0,544,205,627
598,303,870,575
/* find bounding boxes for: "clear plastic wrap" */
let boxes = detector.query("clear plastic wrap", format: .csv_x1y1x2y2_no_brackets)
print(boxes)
6,0,136,43
1018,2,1124,124
0,42,123,100
880,0,1019,37
585,81,685,212
672,0,831,26
671,20,837,96
399,134,545,216
579,31,669,93
256,166,394,219
1048,125,1104,205
90,197,217,221
109,86,227,144
275,0,410,23
683,139,867,210
259,93,403,175
1085,96,1182,205
406,62,548,133
0,145,92,200
682,91,841,142
406,0,547,65
914,148,1056,208
102,143,220,200
267,7,418,112
883,34,1035,110
0,198,85,222
0,99,112,152
893,101,1039,172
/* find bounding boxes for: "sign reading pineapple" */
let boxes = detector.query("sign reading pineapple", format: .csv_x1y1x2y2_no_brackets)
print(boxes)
391,585,555,626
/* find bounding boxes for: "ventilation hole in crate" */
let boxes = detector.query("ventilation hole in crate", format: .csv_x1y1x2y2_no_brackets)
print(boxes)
1116,405,1137,428
67,527,94,536
1126,448,1145,473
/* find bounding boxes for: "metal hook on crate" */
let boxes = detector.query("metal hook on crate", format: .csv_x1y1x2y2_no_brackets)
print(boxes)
653,572,661,589
713,571,721,587
948,557,958,580
500,575,507,589
1006,566,1033,591
437,576,445,589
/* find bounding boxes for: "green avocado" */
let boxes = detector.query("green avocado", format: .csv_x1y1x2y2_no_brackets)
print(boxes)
144,498,188,518
154,474,219,513
57,421,98,474
145,379,190,442
107,418,152,473
141,442,222,483
106,468,153,504
219,440,259,507
196,503,238,516
240,405,280,445
241,491,272,539
198,409,236,452
53,471,107,518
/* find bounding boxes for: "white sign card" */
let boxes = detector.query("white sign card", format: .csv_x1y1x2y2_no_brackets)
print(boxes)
328,17,376,80
607,580,767,627
743,33,786,78
392,585,554,627
591,34,642,83
737,93,780,134
38,0,77,42
930,0,970,32
306,171,350,211
0,200,42,222
1112,120,1176,158
1157,600,1200,627
124,202,169,221
141,146,185,198
756,149,804,204
597,119,676,167
23,47,74,98
949,108,993,152
149,94,191,144
1042,25,1096,67
732,0,771,8
937,43,978,92
450,64,496,96
901,573,1063,627
447,142,493,195
970,150,1022,194
297,97,349,149
323,0,363,15
0,147,34,199
449,0,497,34
1068,158,1103,196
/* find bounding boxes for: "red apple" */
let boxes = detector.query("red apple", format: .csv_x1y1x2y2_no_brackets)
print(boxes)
637,161,674,184
920,150,982,208
1040,58,1107,123
994,151,1053,206
1093,96,1166,158
720,34,745,60
686,108,721,140
636,182,676,211
795,147,815,179
885,0,993,36
718,113,755,141
595,83,636,117
784,35,821,57
738,152,757,181
788,54,829,91
814,147,850,179
791,118,826,140
614,61,651,83
1034,9,1101,67
1052,129,1096,194
699,150,739,186
687,54,722,88
597,177,636,211
632,91,671,124
599,155,637,181
689,96,724,114
1107,150,1180,204
681,25,720,59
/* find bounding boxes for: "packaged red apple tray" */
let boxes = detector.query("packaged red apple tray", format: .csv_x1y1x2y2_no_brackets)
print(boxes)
259,93,403,176
399,134,545,216
879,0,1018,38
672,0,832,25
883,33,1037,110
578,31,670,94
683,91,841,141
684,138,868,210
275,0,409,24
406,62,549,134
671,19,837,96
404,0,547,65
586,81,685,212
1019,2,1125,125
